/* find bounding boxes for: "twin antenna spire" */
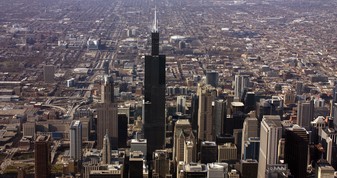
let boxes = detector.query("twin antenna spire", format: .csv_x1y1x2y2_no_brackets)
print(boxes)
152,6,158,33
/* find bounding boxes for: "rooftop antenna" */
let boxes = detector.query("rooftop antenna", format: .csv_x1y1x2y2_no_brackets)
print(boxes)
152,6,158,33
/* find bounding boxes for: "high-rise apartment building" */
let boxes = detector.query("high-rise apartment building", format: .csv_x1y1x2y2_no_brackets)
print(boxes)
143,9,166,160
70,120,82,161
96,75,118,149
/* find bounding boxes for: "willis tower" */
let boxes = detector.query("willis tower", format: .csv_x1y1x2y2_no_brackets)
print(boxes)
144,9,166,160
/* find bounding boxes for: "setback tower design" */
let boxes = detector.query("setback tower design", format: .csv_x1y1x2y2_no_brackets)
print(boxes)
143,9,166,160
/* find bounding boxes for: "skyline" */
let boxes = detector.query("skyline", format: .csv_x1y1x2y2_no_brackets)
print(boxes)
0,0,336,177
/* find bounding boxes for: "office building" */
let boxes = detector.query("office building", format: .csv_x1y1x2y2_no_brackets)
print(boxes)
265,164,289,178
207,163,225,178
153,150,170,178
205,70,219,88
296,81,303,95
43,65,55,83
96,75,118,149
200,141,217,164
70,120,82,161
332,103,337,127
89,164,123,178
23,122,35,139
218,142,237,162
184,140,196,164
284,125,309,178
130,139,147,158
243,91,256,113
191,94,199,131
223,112,246,135
177,95,187,114
257,115,282,178
213,99,226,137
256,99,282,122
197,84,216,141
102,132,111,164
311,116,326,144
35,135,51,178
183,163,207,178
297,100,314,129
129,151,144,178
118,114,128,148
79,117,90,141
240,159,258,178
243,137,260,160
241,117,258,159
234,74,249,100
143,9,166,160
173,119,194,163
316,160,335,178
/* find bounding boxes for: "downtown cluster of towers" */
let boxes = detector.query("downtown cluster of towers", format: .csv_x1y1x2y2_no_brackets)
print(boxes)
32,11,337,178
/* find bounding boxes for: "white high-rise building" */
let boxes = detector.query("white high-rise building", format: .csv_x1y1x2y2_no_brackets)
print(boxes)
70,120,82,161
257,115,282,178
241,117,258,159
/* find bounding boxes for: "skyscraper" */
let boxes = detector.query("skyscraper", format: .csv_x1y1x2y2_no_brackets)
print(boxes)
153,150,170,178
35,135,51,178
234,74,249,100
70,120,82,161
197,83,216,141
205,70,219,88
176,95,187,114
241,117,258,159
284,125,309,178
257,115,282,178
297,100,314,129
102,132,111,164
143,9,166,160
173,119,195,163
213,99,226,137
200,141,217,164
118,114,128,148
97,75,118,149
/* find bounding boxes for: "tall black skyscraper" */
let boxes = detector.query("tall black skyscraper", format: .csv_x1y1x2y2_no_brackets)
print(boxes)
143,9,166,160
284,125,309,178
